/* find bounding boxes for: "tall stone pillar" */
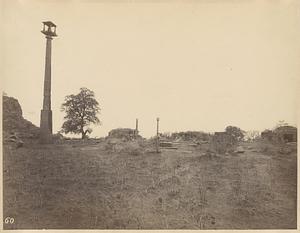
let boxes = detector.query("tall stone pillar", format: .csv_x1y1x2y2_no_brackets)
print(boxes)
135,118,139,136
40,21,57,143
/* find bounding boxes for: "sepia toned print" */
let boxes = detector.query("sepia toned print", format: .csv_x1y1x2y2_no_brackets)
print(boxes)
2,1,298,230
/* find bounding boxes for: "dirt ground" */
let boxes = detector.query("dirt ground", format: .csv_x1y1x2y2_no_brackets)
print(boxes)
3,140,297,229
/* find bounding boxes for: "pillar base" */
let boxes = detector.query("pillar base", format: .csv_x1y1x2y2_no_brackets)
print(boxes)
40,110,53,144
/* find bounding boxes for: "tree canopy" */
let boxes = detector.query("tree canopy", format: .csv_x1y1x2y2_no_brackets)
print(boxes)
61,87,101,139
225,126,245,142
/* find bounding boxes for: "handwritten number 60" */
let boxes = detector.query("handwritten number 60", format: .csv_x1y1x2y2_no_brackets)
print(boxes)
4,217,14,224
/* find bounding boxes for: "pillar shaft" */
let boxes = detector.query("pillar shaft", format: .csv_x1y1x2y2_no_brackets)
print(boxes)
40,36,53,143
135,119,139,135
43,37,52,111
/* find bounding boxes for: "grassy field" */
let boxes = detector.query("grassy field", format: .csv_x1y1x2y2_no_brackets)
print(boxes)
3,140,297,229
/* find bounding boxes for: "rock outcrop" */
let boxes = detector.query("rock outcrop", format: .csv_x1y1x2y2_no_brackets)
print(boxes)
3,95,40,142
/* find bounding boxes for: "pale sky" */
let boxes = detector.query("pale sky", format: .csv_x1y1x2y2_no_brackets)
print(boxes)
2,0,299,138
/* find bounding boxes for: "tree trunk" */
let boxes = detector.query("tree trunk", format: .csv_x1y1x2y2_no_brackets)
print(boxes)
81,129,89,139
81,131,86,139
80,117,85,139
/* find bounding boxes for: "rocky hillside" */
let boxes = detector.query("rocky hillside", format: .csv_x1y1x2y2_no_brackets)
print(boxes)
3,95,40,140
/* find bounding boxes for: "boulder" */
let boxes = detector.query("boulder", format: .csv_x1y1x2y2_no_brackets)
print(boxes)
279,147,292,155
235,146,245,153
16,140,24,148
6,132,24,148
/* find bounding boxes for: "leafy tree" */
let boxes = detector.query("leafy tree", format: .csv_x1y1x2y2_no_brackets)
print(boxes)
225,126,245,143
61,87,101,139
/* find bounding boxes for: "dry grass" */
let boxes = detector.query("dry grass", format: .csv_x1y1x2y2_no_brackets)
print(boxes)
3,140,297,229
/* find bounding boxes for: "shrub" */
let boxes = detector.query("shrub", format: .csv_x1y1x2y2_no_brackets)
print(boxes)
120,141,144,155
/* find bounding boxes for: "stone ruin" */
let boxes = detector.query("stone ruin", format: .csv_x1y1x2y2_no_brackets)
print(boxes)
210,132,236,154
261,126,297,143
107,128,141,141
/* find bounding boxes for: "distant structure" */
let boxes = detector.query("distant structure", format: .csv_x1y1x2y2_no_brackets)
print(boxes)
40,21,57,143
210,132,235,154
261,126,297,143
274,126,297,142
212,132,234,145
135,118,139,137
156,117,160,153
108,128,137,141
